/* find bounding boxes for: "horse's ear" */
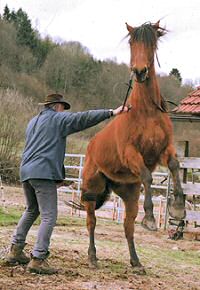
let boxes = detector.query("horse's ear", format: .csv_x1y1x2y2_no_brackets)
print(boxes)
126,22,134,33
153,20,160,30
153,20,166,37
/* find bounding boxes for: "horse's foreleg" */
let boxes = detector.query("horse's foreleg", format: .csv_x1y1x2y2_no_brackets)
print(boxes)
167,156,186,220
161,146,186,220
125,145,157,231
84,200,98,268
140,167,157,231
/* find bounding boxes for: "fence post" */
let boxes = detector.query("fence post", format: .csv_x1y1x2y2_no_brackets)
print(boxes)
164,172,171,230
176,140,189,182
164,141,189,230
0,175,5,205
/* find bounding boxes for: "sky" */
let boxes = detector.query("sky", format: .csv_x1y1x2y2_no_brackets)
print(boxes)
0,0,200,84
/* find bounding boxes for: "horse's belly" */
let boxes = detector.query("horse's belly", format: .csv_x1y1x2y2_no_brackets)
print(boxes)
101,166,139,184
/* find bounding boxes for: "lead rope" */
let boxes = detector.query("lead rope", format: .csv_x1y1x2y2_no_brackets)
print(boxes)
168,218,185,240
121,71,134,111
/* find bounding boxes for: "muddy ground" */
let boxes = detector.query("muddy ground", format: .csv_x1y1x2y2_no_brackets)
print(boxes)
0,186,200,290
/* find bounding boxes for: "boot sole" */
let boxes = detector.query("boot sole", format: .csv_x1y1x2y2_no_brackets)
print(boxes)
5,259,30,266
28,267,58,275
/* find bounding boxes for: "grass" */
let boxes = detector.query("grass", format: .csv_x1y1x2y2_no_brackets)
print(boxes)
138,244,200,264
1,206,199,268
136,244,200,279
0,209,200,290
0,206,88,227
0,206,23,226
56,216,86,227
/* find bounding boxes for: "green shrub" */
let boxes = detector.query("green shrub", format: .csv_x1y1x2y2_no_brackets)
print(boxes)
0,89,36,183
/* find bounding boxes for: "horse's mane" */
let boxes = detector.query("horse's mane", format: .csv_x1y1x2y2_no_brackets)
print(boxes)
128,22,167,49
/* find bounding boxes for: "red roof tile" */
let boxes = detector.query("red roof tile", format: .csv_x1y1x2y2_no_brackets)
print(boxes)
173,86,200,115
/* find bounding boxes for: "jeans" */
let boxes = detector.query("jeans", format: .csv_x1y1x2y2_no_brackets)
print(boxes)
12,179,58,259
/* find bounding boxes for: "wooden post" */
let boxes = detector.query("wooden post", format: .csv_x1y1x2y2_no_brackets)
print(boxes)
164,172,171,230
0,175,5,203
157,197,162,228
175,140,189,182
71,190,75,216
164,141,190,230
112,195,117,221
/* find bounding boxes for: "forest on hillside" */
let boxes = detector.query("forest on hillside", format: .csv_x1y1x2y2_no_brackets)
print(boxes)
0,5,195,182
0,5,194,107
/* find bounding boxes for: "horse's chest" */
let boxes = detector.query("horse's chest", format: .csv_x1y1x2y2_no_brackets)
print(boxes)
135,124,168,156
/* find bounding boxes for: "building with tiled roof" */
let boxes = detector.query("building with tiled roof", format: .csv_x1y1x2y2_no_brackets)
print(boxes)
173,86,200,115
170,86,200,157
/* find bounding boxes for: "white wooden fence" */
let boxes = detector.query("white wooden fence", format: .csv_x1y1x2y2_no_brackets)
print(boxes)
58,154,170,227
58,154,200,230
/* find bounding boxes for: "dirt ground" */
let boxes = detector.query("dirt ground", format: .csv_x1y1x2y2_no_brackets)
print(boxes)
0,186,200,290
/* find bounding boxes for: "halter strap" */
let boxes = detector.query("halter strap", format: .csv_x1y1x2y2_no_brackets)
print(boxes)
156,51,161,68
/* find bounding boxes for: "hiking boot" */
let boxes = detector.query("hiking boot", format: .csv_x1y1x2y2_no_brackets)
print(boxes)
27,257,58,275
5,244,30,265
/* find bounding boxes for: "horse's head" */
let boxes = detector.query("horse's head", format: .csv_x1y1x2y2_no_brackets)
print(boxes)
126,21,166,83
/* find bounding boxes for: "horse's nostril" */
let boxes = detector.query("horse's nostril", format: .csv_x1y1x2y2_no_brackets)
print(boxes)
136,67,148,76
141,67,148,74
132,67,137,74
132,66,149,83
133,68,144,75
133,68,142,76
143,67,147,73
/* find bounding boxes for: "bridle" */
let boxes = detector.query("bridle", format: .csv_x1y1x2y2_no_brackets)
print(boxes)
121,68,177,113
121,39,177,113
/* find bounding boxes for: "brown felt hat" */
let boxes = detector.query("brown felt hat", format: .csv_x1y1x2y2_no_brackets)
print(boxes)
38,93,71,110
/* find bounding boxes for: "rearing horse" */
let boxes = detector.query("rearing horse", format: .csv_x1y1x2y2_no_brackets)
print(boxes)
81,21,185,272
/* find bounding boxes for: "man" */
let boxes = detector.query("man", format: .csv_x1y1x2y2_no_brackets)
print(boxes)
5,93,130,274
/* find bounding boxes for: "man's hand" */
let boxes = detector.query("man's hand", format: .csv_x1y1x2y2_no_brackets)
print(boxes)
112,104,132,116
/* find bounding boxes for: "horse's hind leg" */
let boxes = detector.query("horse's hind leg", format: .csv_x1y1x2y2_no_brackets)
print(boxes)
84,201,98,268
81,156,107,268
112,183,146,274
81,156,106,202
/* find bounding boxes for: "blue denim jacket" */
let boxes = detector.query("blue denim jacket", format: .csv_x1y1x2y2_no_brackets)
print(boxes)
20,108,111,182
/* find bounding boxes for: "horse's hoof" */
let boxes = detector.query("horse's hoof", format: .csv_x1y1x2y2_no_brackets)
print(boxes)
131,262,146,275
88,259,98,269
141,216,157,231
168,205,186,220
168,198,186,220
133,266,146,275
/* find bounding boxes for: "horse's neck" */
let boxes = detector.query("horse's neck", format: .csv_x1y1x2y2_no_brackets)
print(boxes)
131,67,161,110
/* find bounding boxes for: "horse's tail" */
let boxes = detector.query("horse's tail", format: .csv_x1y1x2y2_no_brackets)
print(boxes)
65,179,112,211
95,182,111,210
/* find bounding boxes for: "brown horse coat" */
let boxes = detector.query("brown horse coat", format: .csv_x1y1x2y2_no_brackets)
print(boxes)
81,21,185,272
